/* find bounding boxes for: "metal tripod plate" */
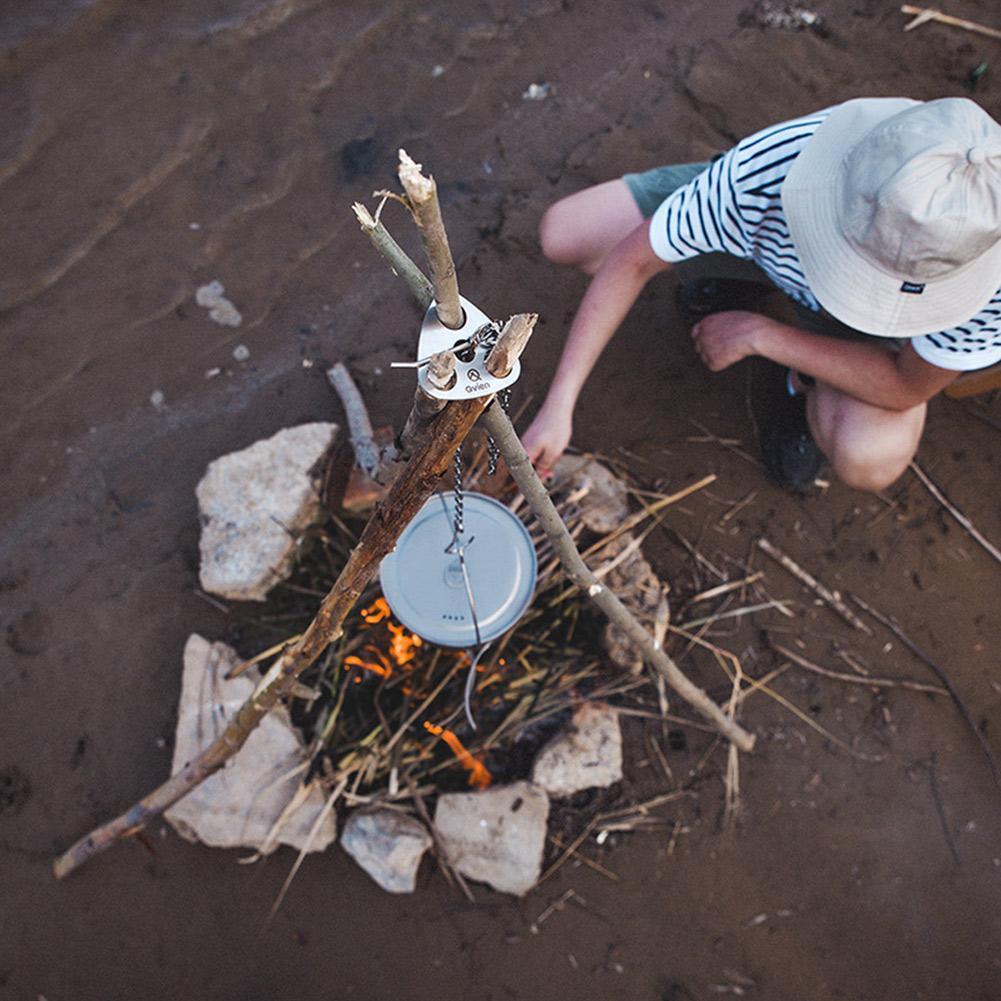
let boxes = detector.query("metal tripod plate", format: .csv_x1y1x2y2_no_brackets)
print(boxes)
416,295,521,400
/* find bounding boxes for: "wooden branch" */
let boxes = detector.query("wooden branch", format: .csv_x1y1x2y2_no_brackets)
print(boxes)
756,537,872,635
326,363,380,478
352,202,434,308
901,5,1001,40
397,150,462,329
486,314,538,378
351,203,453,476
768,639,947,696
53,392,498,879
481,403,755,752
397,350,457,460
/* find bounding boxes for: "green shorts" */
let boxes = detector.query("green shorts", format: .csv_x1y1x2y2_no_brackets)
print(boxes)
622,161,903,350
622,162,710,219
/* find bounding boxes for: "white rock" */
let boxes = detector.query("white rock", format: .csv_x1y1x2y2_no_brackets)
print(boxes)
166,635,337,854
197,422,338,601
531,702,623,798
196,279,242,327
434,781,549,896
341,809,432,894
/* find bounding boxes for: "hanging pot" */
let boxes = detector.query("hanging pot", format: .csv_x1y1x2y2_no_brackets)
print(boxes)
379,491,537,647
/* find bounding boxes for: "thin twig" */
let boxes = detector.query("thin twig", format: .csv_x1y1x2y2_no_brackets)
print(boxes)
922,753,962,868
547,835,619,881
326,363,380,478
909,461,1001,566
756,537,872,635
769,639,947,696
901,4,1001,40
352,202,433,307
687,573,764,606
535,818,599,887
267,778,346,920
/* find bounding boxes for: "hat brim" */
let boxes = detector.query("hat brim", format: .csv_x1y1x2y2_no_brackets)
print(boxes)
782,97,1001,338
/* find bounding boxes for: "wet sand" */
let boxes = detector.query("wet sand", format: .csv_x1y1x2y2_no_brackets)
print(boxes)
3,2,1001,998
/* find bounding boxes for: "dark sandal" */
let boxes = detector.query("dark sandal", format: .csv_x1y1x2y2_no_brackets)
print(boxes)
759,366,826,492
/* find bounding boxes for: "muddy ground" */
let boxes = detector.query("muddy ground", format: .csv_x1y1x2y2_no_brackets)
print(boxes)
3,1,1001,998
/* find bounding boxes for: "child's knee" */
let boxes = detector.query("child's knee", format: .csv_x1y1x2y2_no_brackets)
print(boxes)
539,201,575,265
826,406,924,493
832,453,908,492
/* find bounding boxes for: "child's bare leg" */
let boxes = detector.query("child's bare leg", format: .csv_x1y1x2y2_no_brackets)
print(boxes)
539,179,644,275
806,382,926,492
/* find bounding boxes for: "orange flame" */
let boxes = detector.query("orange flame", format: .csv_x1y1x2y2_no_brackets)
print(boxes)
361,597,391,624
423,721,492,790
343,652,391,678
345,599,424,680
387,621,422,666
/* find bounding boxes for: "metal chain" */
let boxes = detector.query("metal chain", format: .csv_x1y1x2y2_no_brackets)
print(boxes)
486,388,512,476
452,446,464,538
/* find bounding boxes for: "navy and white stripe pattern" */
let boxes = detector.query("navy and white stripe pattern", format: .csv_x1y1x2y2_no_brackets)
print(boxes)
648,111,1001,372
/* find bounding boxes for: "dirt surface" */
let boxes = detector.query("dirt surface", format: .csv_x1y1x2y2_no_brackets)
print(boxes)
3,2,1001,998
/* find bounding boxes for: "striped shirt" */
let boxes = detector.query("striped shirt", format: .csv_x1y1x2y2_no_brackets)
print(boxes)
649,109,1001,372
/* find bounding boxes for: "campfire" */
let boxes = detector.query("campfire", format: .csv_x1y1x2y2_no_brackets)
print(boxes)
53,147,755,891
233,443,652,806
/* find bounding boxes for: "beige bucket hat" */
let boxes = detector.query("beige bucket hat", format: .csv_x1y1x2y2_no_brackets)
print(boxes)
782,96,1001,337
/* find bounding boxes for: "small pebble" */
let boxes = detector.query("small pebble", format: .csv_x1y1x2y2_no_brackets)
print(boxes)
196,280,243,327
233,344,250,362
522,82,553,101
150,389,165,408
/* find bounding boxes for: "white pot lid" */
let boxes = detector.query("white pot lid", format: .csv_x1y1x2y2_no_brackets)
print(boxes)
379,491,537,648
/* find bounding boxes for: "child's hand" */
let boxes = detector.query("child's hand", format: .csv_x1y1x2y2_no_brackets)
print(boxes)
521,404,573,479
691,310,765,371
